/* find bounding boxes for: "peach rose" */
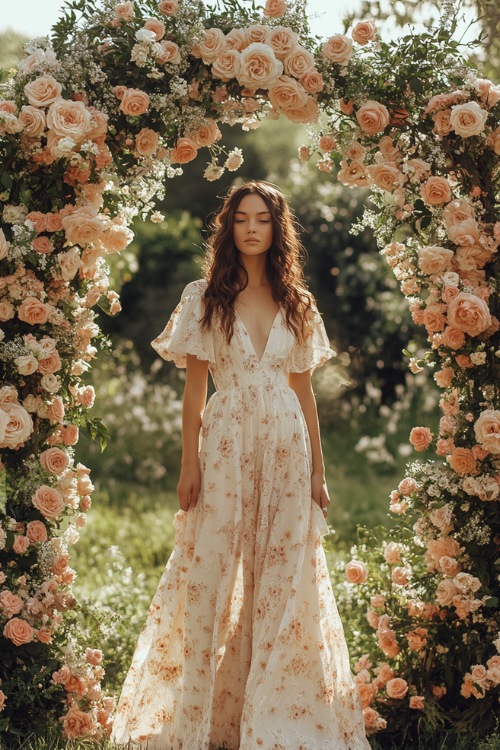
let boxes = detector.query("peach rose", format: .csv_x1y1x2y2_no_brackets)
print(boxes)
409,696,425,709
367,162,404,192
338,160,369,187
0,402,34,449
38,350,61,375
115,1,135,20
450,101,488,138
13,535,29,554
170,137,198,164
443,199,475,227
269,75,308,112
195,28,227,64
377,628,400,658
135,127,159,156
265,26,298,59
61,704,96,739
447,447,478,475
61,424,79,446
383,542,402,564
345,560,368,584
225,149,244,171
156,40,181,64
32,485,65,520
225,28,248,51
398,477,417,496
86,647,103,665
318,135,336,153
19,105,46,136
99,223,134,254
456,244,491,271
0,591,23,616
420,176,452,205
300,70,324,94
386,677,408,699
144,17,165,40
441,326,465,349
423,302,447,332
46,99,92,141
40,447,69,475
392,565,411,586
26,211,47,232
61,205,106,246
439,556,461,576
32,236,54,254
321,34,353,65
158,0,178,14
436,578,459,606
17,297,50,325
474,410,500,455
447,292,491,336
352,19,377,45
417,246,454,275
59,247,81,281
3,617,34,646
433,110,452,136
434,367,454,388
212,50,241,81
119,88,150,116
0,228,10,259
23,75,62,108
189,121,222,148
237,43,283,89
283,47,315,79
263,0,287,17
409,426,433,451
284,96,318,124
26,520,48,543
355,100,390,136
447,217,480,246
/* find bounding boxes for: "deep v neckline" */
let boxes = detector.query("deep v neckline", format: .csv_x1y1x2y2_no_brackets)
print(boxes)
235,307,281,364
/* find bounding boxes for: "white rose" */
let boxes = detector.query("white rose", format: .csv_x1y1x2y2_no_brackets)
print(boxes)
450,101,488,138
40,374,60,393
135,28,156,42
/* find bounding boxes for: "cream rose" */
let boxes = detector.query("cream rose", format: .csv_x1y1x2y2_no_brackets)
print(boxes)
352,20,377,45
14,355,38,375
26,520,48,543
211,50,241,81
321,34,353,65
447,292,491,336
237,43,283,90
420,176,452,205
17,297,49,325
0,301,15,321
61,206,106,246
46,99,92,141
59,247,81,281
355,100,390,135
265,26,298,59
40,447,69,475
474,410,500,455
119,88,150,116
19,105,46,137
0,228,9,260
135,127,159,156
32,485,65,520
450,101,488,138
263,0,287,17
417,246,454,275
0,402,34,449
3,617,34,646
100,223,134,254
283,47,315,79
345,560,368,584
24,75,62,108
170,137,198,164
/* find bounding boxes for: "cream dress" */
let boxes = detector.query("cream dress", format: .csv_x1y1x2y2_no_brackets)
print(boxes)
111,279,370,750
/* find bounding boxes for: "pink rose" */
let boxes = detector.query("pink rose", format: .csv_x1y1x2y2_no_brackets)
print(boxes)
40,447,69,475
17,297,49,325
352,19,377,45
13,535,30,554
420,176,452,205
19,105,46,136
409,426,433,451
263,0,287,17
450,101,488,138
386,677,408,699
23,75,62,108
237,43,283,89
26,520,48,543
447,292,491,336
474,410,500,455
46,99,92,141
211,50,241,81
0,402,34,449
119,88,150,116
345,560,368,583
170,137,198,164
3,617,34,646
321,34,353,65
32,485,65,520
355,101,390,136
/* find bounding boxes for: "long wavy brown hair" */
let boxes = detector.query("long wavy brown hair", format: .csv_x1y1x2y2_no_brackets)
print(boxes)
200,181,314,342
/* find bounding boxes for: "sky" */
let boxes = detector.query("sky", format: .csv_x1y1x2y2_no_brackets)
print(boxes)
0,0,477,44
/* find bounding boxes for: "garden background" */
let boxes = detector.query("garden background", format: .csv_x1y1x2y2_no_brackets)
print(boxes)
0,0,499,746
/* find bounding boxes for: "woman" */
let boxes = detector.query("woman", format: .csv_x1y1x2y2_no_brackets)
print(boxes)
111,181,370,749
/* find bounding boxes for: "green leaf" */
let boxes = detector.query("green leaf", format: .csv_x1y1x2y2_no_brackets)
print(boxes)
1,172,13,189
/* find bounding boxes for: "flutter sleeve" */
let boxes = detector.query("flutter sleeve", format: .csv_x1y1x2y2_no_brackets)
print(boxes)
150,280,215,368
287,306,337,373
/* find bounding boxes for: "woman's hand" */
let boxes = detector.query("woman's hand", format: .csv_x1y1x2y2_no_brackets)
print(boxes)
311,471,330,516
177,461,201,512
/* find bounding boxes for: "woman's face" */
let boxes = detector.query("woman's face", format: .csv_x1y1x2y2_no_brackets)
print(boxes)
233,192,273,257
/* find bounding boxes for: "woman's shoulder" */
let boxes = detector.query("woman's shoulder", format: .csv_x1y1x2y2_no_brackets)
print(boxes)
181,278,208,299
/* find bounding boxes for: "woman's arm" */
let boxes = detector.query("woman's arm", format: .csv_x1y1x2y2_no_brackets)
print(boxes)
177,354,209,511
288,370,331,511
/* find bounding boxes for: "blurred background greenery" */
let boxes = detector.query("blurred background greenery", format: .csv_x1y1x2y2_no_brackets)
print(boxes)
0,2,497,699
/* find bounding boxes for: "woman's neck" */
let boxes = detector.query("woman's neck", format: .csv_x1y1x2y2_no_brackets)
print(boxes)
238,252,269,288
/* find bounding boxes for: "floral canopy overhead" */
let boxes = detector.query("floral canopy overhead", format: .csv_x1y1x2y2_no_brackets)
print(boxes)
0,0,499,742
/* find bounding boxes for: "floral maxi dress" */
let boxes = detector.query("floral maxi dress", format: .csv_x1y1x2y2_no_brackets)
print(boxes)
111,279,370,750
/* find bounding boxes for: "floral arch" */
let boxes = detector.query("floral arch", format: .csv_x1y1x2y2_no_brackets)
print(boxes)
0,0,499,743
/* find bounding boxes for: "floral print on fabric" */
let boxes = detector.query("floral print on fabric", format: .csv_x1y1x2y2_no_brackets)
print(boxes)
111,279,369,750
